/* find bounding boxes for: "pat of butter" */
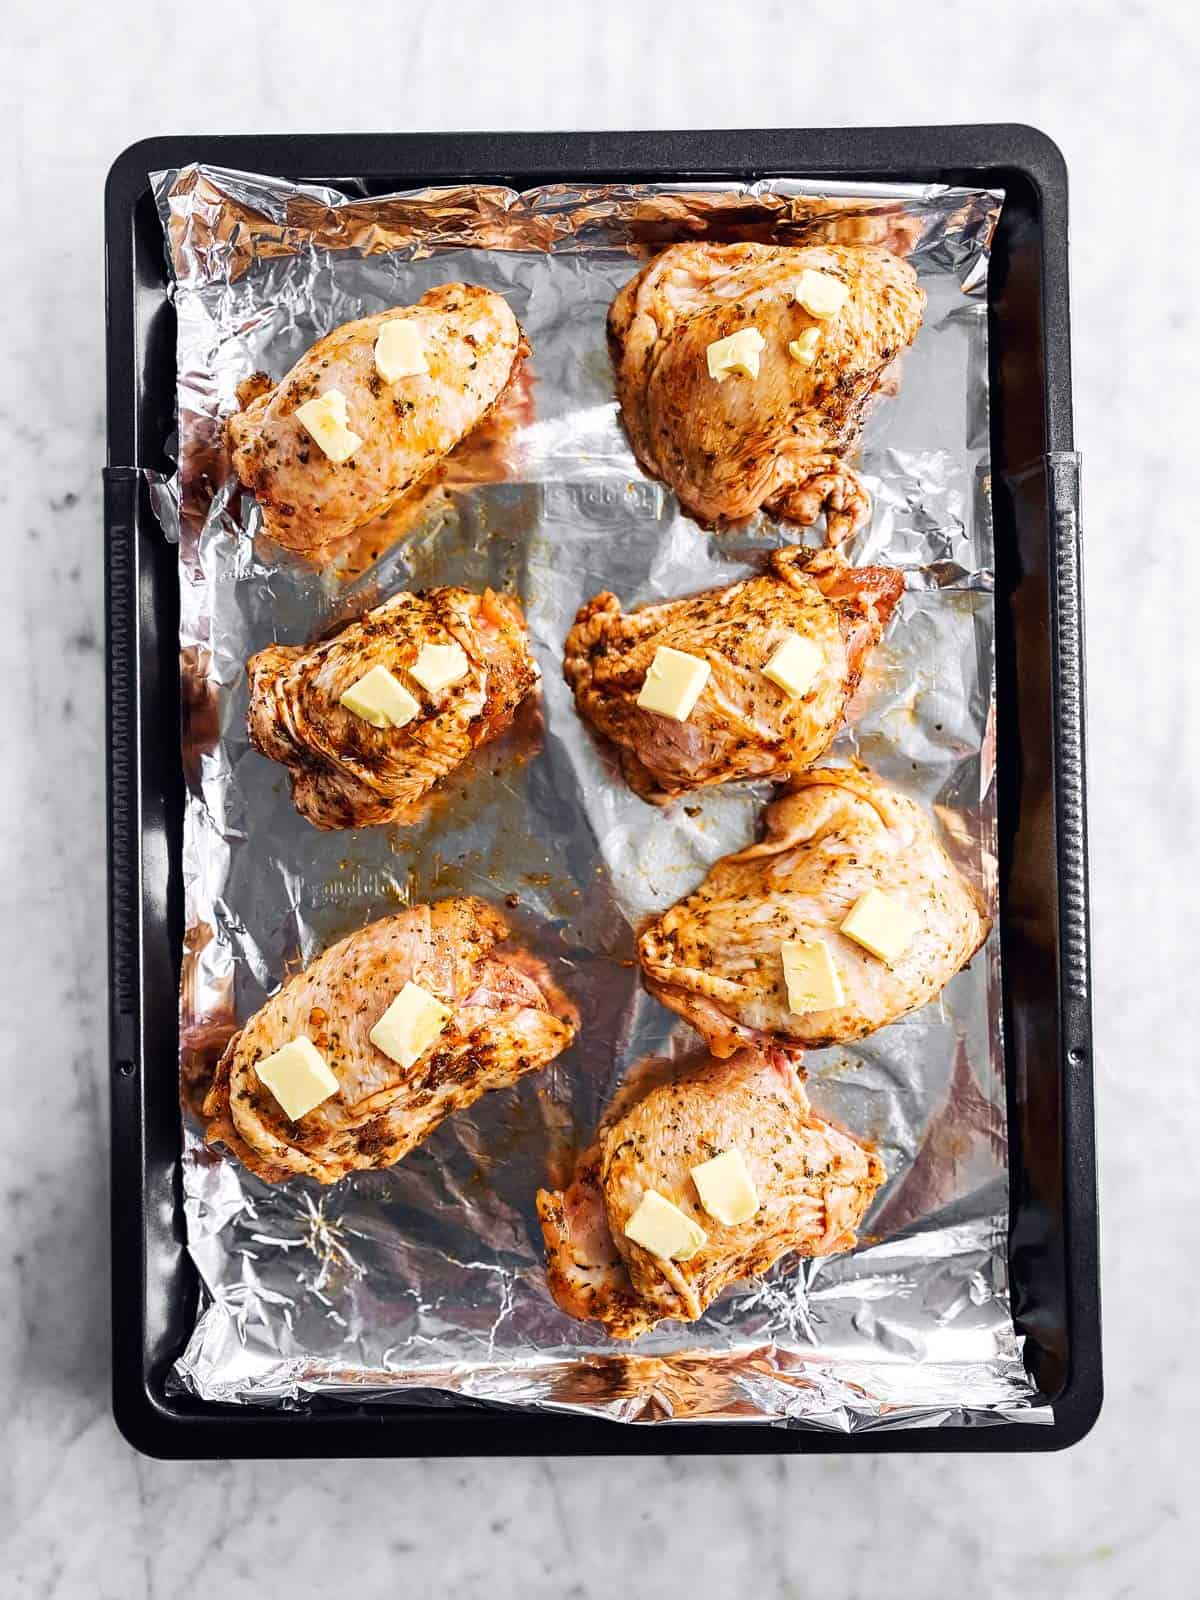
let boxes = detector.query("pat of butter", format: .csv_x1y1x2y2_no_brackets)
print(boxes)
782,938,846,1014
410,641,470,695
624,1191,708,1261
375,319,429,383
706,326,766,382
636,646,711,722
840,888,921,967
690,1148,760,1227
339,664,420,730
370,981,453,1072
762,632,824,699
794,269,849,320
788,327,822,365
254,1036,338,1122
294,388,364,464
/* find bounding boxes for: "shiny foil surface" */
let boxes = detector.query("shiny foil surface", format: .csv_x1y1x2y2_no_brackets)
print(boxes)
151,164,1048,1429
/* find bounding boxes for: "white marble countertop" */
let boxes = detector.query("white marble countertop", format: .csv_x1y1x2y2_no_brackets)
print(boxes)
2,0,1195,1594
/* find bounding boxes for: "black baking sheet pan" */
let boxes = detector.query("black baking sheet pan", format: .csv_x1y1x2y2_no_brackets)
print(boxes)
105,126,1099,1457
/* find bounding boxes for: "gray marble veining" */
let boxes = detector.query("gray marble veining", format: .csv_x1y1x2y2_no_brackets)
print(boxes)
1,0,1196,1595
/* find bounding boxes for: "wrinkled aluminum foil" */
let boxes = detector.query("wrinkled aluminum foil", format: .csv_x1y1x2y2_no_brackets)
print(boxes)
151,164,1048,1429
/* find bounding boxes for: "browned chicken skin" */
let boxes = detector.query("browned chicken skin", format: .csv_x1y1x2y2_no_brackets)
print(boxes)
538,1048,884,1339
609,242,925,537
639,767,991,1056
228,284,526,551
204,898,578,1185
563,548,903,802
247,585,538,830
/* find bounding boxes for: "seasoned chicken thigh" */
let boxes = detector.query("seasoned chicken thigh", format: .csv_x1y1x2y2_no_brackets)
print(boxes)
609,242,925,538
204,898,578,1184
228,284,526,551
639,767,990,1055
538,1048,883,1338
564,547,903,801
247,585,538,830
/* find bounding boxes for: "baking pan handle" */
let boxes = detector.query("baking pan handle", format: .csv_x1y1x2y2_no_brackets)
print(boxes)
1047,451,1091,1042
106,466,141,1077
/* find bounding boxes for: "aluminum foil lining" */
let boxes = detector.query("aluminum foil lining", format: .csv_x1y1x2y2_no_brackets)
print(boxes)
150,163,1049,1430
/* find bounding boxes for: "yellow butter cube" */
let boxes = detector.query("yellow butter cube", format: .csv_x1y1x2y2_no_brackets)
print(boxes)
294,388,364,464
788,328,822,365
689,1148,760,1226
369,981,453,1072
636,646,711,722
794,269,849,320
762,632,824,699
840,888,921,966
624,1190,708,1261
339,664,421,730
254,1036,338,1121
410,641,469,695
782,938,846,1013
706,326,766,382
375,320,429,383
